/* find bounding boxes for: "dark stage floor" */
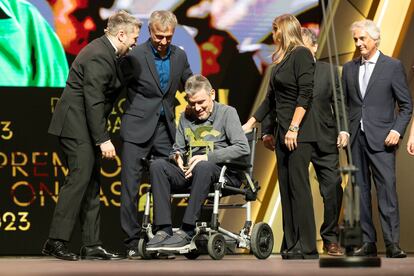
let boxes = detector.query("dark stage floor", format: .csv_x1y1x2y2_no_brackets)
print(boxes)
1,254,413,275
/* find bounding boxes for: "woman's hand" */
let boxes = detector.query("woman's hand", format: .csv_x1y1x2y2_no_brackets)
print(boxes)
242,117,257,133
284,130,298,151
407,136,414,155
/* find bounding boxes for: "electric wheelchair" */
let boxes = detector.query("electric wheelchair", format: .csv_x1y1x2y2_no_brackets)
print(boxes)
137,128,274,260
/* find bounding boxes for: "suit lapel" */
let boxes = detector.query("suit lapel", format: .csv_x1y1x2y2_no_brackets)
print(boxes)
144,41,163,93
364,52,386,98
101,35,116,58
164,47,175,95
100,35,121,81
353,58,363,100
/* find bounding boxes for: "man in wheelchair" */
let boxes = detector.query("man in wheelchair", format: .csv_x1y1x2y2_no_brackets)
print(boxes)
146,74,250,251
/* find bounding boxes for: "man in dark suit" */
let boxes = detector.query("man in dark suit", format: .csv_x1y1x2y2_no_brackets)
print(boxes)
343,19,412,258
119,10,192,258
261,28,349,256
42,11,141,261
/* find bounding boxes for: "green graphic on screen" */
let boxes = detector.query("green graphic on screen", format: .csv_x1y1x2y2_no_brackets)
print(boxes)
0,0,68,87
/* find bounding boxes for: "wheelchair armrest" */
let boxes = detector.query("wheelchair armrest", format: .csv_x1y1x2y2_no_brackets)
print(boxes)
218,160,252,171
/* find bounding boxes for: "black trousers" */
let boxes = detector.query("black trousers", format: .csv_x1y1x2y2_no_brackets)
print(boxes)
149,159,241,226
276,139,317,255
311,145,343,245
120,119,172,249
352,128,399,246
48,137,102,246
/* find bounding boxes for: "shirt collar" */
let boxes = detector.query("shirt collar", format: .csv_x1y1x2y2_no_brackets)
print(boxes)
106,35,119,56
362,50,380,65
207,101,217,123
150,42,171,59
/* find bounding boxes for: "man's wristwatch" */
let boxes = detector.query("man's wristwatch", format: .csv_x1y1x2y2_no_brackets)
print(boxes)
288,125,300,132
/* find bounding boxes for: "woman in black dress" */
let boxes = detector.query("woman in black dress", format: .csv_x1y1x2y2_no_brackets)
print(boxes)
243,14,318,259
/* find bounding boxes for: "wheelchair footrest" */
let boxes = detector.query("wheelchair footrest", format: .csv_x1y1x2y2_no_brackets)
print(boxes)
157,245,193,254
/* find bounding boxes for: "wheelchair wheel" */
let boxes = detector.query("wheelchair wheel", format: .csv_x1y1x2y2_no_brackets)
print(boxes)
207,233,226,260
184,251,201,260
137,238,153,260
251,222,274,259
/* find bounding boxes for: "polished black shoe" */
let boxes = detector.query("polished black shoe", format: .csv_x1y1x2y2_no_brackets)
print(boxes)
353,242,377,257
280,249,288,259
42,239,79,261
286,249,303,259
285,249,319,260
386,244,407,258
80,245,124,260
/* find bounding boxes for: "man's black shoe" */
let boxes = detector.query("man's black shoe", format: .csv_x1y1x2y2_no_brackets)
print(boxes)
386,244,407,258
80,245,124,260
42,239,79,261
280,249,288,259
353,242,377,257
285,249,319,260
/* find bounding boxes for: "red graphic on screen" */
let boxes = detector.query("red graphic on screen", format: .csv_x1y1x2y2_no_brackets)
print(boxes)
200,35,224,76
48,0,97,55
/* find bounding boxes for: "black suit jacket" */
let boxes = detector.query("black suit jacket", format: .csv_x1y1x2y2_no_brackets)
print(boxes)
119,39,192,144
255,46,317,143
49,35,122,144
342,52,412,151
262,61,345,153
312,61,344,153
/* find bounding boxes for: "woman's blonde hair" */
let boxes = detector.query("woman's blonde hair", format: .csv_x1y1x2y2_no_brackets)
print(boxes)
272,14,304,63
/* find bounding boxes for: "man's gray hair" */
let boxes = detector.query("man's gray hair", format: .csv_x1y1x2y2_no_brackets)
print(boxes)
185,74,212,96
105,10,142,36
350,19,381,46
149,10,178,31
301,27,318,46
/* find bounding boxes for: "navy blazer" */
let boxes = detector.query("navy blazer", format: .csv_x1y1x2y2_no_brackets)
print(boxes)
120,40,192,144
312,61,345,153
342,52,412,151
